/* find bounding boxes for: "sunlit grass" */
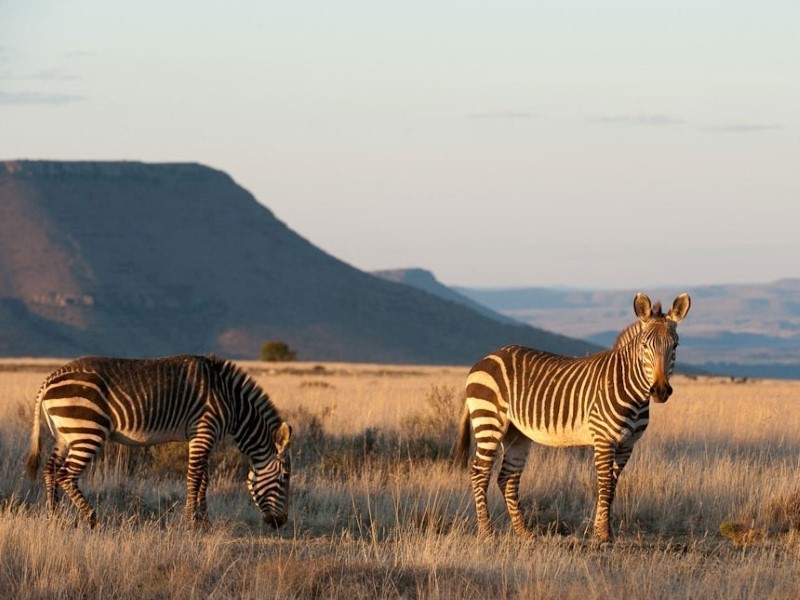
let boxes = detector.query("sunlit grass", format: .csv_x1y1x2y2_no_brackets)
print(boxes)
2,360,800,598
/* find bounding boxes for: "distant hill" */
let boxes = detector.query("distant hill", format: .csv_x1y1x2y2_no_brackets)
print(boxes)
372,268,518,325
456,283,800,379
0,160,600,364
379,269,710,376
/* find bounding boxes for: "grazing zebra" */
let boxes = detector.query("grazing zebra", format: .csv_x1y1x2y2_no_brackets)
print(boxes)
25,354,293,529
455,292,690,544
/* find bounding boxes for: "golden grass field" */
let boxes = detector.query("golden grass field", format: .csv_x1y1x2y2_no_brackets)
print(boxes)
1,358,800,599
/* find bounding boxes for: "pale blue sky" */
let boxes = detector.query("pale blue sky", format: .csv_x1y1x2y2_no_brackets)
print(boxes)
2,1,798,289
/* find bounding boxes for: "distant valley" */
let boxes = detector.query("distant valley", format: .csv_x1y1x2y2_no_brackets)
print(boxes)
374,270,800,379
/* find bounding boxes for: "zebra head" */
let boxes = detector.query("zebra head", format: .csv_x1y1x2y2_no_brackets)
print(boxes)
633,292,691,403
247,421,292,528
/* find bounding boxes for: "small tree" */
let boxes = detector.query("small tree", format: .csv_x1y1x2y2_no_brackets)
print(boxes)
260,340,297,362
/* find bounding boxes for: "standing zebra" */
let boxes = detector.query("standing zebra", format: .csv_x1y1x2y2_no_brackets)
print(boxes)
26,354,293,529
455,293,690,544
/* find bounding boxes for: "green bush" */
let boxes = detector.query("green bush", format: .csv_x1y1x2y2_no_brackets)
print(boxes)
260,340,297,362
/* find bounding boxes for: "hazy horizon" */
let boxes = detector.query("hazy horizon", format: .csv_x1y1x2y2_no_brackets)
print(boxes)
2,2,798,290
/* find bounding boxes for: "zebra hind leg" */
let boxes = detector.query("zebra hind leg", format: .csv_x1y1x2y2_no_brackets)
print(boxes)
469,428,506,536
55,445,101,529
470,460,495,536
464,388,509,537
497,424,532,537
44,448,65,516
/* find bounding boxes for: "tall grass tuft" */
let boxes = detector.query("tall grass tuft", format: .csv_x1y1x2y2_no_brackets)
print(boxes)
400,383,464,459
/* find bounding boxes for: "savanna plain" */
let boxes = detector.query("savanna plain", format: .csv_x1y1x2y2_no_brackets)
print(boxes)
1,359,800,599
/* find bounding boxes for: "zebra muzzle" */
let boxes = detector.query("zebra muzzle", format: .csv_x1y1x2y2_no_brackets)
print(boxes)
264,512,288,529
650,382,672,403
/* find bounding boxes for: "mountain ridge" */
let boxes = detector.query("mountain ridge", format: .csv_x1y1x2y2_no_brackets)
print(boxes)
371,268,518,325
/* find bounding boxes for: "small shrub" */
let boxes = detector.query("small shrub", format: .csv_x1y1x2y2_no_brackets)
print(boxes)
767,488,800,532
720,520,766,547
299,380,335,389
283,404,335,462
400,383,464,459
14,400,31,431
147,443,189,478
317,429,389,481
260,340,297,362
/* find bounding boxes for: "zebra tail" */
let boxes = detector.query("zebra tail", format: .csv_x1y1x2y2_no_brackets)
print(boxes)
25,383,46,480
453,403,472,470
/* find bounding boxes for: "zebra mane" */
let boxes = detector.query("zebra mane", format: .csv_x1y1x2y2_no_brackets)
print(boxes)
612,322,640,349
212,357,281,419
612,301,664,349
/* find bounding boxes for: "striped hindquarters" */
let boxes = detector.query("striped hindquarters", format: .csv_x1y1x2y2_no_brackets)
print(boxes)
40,366,115,464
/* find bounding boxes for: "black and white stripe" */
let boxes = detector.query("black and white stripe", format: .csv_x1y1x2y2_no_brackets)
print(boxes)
455,293,690,543
26,354,292,529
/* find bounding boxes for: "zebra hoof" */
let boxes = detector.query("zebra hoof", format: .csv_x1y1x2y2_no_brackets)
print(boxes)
187,517,209,530
514,528,534,540
596,538,614,550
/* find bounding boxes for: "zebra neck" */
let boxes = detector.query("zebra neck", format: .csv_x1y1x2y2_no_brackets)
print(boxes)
230,400,280,463
216,360,281,461
615,344,653,404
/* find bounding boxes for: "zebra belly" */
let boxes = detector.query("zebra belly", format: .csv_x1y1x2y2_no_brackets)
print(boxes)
513,420,594,448
109,429,187,446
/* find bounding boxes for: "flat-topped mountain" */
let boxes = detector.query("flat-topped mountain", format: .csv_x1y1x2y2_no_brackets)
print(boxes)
0,160,600,363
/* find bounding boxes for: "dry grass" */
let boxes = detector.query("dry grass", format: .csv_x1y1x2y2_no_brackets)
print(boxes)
2,359,800,598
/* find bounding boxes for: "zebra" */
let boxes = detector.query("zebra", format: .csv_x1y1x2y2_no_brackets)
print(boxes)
454,292,690,544
25,354,293,529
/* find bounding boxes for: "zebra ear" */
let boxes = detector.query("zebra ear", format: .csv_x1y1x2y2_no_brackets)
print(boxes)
667,293,691,323
633,293,652,322
274,422,292,453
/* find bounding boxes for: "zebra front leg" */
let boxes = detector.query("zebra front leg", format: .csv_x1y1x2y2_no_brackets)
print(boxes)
497,425,532,537
612,445,633,491
184,437,212,525
196,469,210,522
592,442,617,545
